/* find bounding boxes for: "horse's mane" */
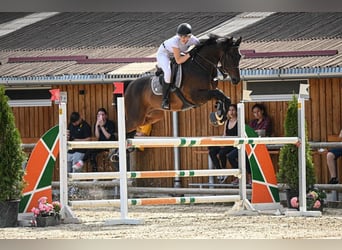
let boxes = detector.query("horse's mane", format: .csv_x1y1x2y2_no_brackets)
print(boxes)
196,34,236,51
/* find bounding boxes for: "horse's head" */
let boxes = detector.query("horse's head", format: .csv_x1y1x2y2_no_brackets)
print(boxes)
219,36,242,85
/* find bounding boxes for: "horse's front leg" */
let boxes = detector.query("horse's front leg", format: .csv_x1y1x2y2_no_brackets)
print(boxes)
207,88,231,111
207,88,231,124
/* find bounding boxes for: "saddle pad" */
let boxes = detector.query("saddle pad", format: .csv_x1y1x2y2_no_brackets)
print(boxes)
151,65,182,95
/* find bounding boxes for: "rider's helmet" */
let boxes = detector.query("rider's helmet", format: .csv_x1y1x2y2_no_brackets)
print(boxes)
176,23,192,36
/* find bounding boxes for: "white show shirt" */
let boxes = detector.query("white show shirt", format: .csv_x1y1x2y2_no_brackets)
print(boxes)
157,35,200,82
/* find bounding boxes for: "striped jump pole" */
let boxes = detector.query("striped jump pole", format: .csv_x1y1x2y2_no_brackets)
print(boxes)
67,136,299,150
68,169,241,181
70,195,241,208
67,141,119,150
127,136,299,148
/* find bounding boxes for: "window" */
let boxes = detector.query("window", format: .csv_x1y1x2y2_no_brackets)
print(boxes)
243,79,309,102
5,87,52,107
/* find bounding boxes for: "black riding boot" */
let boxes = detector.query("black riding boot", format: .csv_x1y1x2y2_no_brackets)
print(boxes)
161,82,171,110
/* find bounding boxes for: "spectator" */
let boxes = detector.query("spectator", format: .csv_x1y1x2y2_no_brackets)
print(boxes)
227,104,272,185
327,129,342,184
85,108,117,172
226,149,251,185
249,103,272,137
67,112,92,173
208,104,237,183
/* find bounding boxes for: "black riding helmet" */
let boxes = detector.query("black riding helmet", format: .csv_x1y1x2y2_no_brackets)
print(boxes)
176,23,192,36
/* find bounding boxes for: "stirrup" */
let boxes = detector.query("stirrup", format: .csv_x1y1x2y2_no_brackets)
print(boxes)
162,100,170,110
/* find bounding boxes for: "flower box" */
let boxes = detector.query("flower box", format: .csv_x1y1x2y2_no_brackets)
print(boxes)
289,188,326,213
36,215,60,227
31,196,61,227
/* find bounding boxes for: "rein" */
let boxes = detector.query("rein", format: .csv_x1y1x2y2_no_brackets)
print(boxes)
193,52,224,75
192,48,238,78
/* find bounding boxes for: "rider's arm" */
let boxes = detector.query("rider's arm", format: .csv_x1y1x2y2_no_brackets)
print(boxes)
172,47,190,64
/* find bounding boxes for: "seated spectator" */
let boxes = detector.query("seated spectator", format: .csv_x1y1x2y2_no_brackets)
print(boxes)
67,112,92,173
327,129,342,184
208,104,237,183
227,103,272,185
84,108,117,172
249,103,272,137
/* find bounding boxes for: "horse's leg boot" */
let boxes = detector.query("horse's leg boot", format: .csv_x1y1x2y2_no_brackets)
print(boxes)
161,83,171,110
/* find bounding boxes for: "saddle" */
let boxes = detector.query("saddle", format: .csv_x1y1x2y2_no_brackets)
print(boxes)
151,61,196,110
151,61,182,95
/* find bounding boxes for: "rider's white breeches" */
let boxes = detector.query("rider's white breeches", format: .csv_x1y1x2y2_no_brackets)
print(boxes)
157,46,172,83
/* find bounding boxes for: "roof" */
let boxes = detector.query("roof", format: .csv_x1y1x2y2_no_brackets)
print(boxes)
233,12,342,79
0,12,342,85
0,12,240,84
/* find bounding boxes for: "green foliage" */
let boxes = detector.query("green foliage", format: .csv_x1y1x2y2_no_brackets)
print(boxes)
277,95,316,191
0,85,26,201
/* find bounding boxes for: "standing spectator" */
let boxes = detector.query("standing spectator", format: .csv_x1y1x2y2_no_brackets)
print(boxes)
85,108,117,172
208,104,238,183
67,112,92,173
326,129,342,184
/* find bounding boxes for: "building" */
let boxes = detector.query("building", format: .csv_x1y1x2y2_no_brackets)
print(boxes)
1,12,341,185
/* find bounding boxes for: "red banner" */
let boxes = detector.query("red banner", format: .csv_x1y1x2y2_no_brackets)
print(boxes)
49,89,60,101
113,82,124,94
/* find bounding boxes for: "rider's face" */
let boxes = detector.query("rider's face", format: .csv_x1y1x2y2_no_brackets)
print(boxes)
179,34,191,44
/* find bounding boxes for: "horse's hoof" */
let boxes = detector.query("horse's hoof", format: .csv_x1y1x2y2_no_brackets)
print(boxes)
209,112,220,127
217,119,225,126
215,112,223,121
108,149,119,162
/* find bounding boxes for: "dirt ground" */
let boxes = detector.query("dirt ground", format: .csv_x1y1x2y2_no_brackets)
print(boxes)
1,204,342,239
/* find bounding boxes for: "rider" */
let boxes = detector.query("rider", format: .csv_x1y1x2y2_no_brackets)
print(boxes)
156,23,200,110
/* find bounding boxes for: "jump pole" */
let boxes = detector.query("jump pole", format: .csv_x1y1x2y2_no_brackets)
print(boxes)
57,91,79,223
104,95,143,225
229,102,256,214
69,169,240,180
70,195,240,208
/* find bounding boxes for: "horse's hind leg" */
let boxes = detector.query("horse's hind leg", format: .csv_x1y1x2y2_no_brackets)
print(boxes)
125,101,147,133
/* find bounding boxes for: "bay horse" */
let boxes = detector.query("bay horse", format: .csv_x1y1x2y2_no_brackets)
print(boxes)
124,34,242,134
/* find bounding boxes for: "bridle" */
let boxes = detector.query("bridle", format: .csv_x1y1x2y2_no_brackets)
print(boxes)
192,44,240,79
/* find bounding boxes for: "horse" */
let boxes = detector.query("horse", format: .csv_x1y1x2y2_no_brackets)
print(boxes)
124,34,242,135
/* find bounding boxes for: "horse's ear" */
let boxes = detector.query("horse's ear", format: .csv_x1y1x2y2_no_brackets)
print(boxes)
235,37,242,46
236,36,242,46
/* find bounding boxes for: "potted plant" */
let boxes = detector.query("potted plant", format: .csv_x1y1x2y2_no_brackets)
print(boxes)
31,196,61,227
0,85,26,227
277,95,316,208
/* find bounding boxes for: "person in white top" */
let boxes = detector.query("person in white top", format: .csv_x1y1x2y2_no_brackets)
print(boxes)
156,23,200,109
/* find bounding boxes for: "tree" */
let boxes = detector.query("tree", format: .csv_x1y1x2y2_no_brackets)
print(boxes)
277,95,316,191
0,85,26,201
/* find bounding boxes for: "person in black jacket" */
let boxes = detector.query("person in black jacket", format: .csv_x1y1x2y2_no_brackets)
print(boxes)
85,108,117,172
67,112,92,173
